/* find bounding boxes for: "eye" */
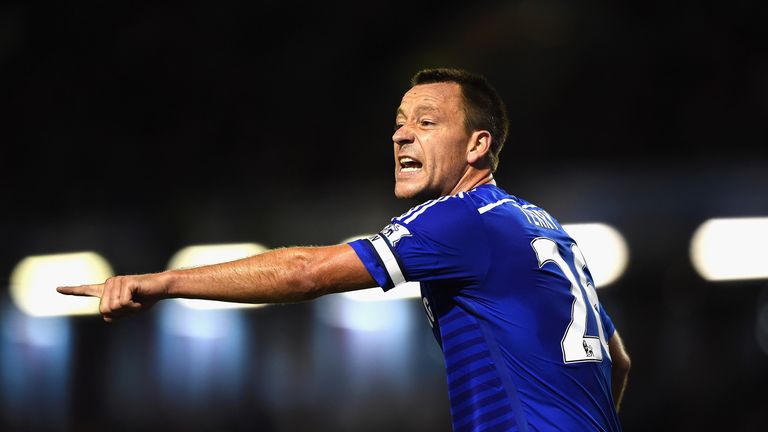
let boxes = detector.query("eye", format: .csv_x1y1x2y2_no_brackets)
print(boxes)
420,119,435,127
394,123,404,132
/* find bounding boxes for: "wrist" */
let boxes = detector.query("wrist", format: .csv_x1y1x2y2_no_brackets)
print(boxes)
157,270,181,299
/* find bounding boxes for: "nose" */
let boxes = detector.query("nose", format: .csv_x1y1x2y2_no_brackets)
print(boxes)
392,123,414,146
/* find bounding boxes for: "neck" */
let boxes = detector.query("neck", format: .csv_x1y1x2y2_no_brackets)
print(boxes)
448,168,496,196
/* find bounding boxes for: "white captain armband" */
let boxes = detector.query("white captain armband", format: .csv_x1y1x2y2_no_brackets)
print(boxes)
367,233,406,286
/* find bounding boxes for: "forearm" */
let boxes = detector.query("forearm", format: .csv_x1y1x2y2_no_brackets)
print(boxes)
163,244,373,304
611,361,629,412
609,332,631,412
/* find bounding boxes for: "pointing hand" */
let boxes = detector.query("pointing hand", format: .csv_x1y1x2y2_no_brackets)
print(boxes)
57,274,168,322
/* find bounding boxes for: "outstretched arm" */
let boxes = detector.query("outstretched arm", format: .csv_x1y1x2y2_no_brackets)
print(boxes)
57,244,375,322
608,330,631,412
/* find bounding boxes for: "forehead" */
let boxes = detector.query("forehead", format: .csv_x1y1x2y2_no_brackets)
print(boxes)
397,82,464,116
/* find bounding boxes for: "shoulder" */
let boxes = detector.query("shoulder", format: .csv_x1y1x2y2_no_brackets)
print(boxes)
393,185,512,227
472,186,564,233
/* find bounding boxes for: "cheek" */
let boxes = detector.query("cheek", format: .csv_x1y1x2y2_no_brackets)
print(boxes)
431,142,465,173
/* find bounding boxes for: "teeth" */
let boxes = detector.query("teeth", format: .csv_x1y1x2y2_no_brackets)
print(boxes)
398,156,421,172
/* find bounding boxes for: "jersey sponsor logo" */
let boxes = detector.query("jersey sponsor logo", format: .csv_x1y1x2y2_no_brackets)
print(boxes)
380,223,412,247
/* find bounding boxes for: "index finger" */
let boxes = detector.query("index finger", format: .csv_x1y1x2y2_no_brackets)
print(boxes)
57,284,104,298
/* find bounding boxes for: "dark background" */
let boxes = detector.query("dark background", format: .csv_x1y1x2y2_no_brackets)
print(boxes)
1,1,767,431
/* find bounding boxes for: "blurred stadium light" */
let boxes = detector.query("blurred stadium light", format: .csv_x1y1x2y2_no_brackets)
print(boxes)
2,310,71,348
316,292,415,332
344,283,421,302
690,217,768,281
167,243,269,309
159,300,248,340
10,252,113,317
1,304,73,429
563,223,629,288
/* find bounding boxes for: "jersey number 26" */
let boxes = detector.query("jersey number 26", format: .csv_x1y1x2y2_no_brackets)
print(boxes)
531,237,611,364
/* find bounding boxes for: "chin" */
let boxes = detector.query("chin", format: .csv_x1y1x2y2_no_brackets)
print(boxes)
394,188,416,200
394,184,419,200
395,183,437,201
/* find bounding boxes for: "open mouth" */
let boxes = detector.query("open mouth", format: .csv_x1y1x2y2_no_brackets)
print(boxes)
399,156,423,172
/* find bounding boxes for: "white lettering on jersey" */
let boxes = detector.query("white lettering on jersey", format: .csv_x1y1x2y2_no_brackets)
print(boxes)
478,198,560,231
514,204,559,230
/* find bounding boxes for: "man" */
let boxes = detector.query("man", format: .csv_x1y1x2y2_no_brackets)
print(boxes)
59,68,630,431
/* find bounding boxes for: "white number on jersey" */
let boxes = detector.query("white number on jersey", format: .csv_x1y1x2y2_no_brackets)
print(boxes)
531,237,611,363
422,296,435,328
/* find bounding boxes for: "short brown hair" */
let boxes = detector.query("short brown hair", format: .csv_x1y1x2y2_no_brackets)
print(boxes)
411,68,509,172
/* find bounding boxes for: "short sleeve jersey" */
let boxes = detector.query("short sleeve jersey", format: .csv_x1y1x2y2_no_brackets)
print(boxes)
349,185,621,432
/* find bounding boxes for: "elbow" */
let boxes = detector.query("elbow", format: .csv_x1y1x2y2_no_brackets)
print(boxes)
280,244,363,302
609,333,631,374
285,249,328,301
615,351,631,375
623,353,632,373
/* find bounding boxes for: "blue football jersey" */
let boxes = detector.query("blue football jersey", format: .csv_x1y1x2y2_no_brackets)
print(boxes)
349,184,621,432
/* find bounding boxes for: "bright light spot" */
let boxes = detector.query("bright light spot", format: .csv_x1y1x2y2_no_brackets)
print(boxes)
158,301,245,340
10,252,113,317
340,234,420,302
691,217,768,281
316,295,413,332
167,243,269,310
167,243,268,269
563,223,629,287
2,307,71,348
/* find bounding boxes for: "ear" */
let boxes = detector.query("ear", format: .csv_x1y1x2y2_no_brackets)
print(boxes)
466,130,492,165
